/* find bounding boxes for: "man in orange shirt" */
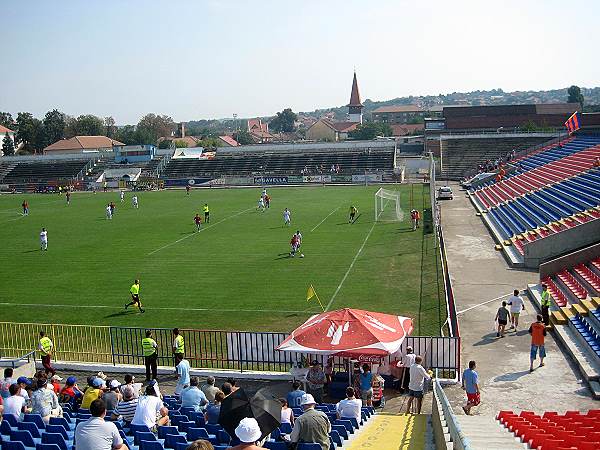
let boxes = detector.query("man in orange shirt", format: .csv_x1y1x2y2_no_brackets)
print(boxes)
528,314,547,373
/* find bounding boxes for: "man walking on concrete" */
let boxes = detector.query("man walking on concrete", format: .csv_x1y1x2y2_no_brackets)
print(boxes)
528,314,547,373
540,284,551,326
508,289,525,331
461,360,480,415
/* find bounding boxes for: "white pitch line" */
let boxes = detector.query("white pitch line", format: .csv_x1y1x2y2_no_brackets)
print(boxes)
0,302,315,314
147,207,253,256
325,221,377,311
456,292,513,315
1,214,26,224
310,205,341,232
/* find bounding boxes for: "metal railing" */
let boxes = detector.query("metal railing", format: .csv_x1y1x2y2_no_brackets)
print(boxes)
0,322,460,375
0,350,37,369
433,379,472,450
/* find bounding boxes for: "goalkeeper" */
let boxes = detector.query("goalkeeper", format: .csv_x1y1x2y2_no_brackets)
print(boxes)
125,279,145,313
349,205,358,223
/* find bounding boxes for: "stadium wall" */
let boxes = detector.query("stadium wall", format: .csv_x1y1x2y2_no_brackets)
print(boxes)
523,218,600,268
539,242,600,279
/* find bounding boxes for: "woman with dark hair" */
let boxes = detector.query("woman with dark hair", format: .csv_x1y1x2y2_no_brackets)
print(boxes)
205,391,225,425
280,398,294,426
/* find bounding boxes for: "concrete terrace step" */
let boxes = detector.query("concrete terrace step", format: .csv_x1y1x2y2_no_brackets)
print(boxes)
456,416,527,450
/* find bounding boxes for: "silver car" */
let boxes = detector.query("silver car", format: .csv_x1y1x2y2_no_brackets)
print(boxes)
437,186,454,200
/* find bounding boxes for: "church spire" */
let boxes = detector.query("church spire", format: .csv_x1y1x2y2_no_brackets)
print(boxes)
347,71,363,123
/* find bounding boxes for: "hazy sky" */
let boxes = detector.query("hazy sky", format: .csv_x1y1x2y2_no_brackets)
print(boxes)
1,0,598,124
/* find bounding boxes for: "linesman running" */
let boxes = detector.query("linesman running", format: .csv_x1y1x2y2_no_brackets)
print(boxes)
125,279,145,313
203,203,210,223
349,205,357,223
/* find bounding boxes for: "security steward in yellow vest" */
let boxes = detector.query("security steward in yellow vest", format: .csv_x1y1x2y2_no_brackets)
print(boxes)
125,279,145,313
172,328,185,366
38,331,56,376
142,330,158,381
203,204,210,223
540,283,551,326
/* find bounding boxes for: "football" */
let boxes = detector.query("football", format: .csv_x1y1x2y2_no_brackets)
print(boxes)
300,254,305,258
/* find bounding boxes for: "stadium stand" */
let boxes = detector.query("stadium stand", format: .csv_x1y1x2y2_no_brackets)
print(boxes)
161,148,395,179
0,159,90,184
497,409,600,449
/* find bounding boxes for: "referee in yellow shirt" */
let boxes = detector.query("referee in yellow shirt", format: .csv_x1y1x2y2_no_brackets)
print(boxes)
125,279,145,313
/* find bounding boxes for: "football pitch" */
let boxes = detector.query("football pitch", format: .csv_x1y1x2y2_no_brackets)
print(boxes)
0,185,445,335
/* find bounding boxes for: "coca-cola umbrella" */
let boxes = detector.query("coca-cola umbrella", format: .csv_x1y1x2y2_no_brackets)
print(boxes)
276,308,413,358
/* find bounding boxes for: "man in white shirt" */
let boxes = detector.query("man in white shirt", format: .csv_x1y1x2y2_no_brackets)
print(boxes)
106,204,112,220
508,289,525,330
406,356,431,414
396,346,415,393
120,191,125,203
131,385,169,431
4,384,27,421
175,358,191,397
336,387,362,421
283,208,291,226
75,398,126,450
132,195,139,209
40,227,48,251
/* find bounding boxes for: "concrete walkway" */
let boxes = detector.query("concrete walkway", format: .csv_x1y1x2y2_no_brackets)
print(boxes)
440,183,597,413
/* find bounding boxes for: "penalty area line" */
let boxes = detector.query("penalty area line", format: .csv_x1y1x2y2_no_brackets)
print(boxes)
310,205,341,232
325,221,376,311
147,206,254,256
0,302,315,315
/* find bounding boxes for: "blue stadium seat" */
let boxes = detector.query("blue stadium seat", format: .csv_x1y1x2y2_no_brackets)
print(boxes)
190,412,206,428
187,427,217,444
204,424,222,435
45,425,72,441
2,442,28,450
157,426,179,440
140,441,165,450
279,423,292,434
217,429,231,445
164,433,187,449
1,419,15,436
329,430,342,447
22,415,45,430
10,430,38,448
47,419,71,433
134,431,157,446
17,423,41,439
3,415,19,428
265,441,289,450
331,424,348,440
40,433,68,450
129,423,151,436
174,443,189,450
177,421,195,434
298,443,322,450
334,420,353,434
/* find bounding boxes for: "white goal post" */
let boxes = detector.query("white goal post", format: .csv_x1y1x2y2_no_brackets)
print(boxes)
374,188,404,222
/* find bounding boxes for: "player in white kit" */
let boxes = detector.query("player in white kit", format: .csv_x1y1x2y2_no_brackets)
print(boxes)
120,191,125,202
106,204,113,220
258,197,265,212
132,195,139,208
39,228,48,251
283,208,291,226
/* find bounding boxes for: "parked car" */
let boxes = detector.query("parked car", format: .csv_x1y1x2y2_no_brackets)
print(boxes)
437,186,454,200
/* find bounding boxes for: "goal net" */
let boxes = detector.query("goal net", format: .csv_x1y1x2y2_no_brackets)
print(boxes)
374,188,404,222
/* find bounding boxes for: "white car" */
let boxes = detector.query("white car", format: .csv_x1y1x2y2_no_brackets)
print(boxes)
437,186,454,200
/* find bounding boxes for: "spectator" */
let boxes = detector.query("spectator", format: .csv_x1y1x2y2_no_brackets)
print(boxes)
359,364,374,407
110,385,138,424
286,381,306,408
230,417,262,450
201,376,220,402
306,361,326,403
142,330,158,381
4,384,27,421
75,398,126,450
81,378,104,409
324,358,334,391
280,398,294,425
226,377,239,393
1,367,14,399
16,376,32,404
38,331,56,376
405,356,431,414
131,384,169,431
50,374,63,394
508,289,525,331
495,301,511,338
172,328,185,366
461,360,480,415
187,440,214,450
336,387,362,421
529,314,547,373
290,394,331,450
31,377,61,423
540,284,551,326
397,346,415,393
104,380,122,411
175,357,191,397
221,382,233,397
60,376,83,405
121,374,139,399
181,377,208,412
205,391,225,425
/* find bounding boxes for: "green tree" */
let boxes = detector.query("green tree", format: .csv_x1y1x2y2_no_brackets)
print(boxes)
349,122,393,140
174,139,189,148
2,132,15,155
65,114,104,137
269,108,297,133
104,116,116,137
114,125,139,145
233,130,253,145
0,112,15,130
158,139,173,149
567,85,584,109
40,109,66,148
137,113,176,144
15,112,43,152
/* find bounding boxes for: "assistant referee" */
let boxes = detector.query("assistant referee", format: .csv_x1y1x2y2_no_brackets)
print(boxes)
125,279,145,313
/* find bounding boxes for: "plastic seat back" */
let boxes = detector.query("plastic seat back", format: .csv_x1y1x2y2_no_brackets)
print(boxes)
42,432,68,450
18,421,42,438
164,433,187,449
129,423,151,436
48,417,72,432
45,425,69,441
134,431,157,446
23,414,46,430
298,443,323,450
36,444,63,450
2,442,26,450
3,414,19,427
157,425,179,439
10,429,36,447
177,420,195,433
265,442,290,450
331,424,348,440
187,427,210,441
279,422,292,434
330,430,343,447
140,440,165,450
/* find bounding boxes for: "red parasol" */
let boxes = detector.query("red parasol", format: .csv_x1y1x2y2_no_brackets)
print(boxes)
276,308,413,359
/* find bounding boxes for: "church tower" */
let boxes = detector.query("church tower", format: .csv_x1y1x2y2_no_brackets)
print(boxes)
347,71,363,124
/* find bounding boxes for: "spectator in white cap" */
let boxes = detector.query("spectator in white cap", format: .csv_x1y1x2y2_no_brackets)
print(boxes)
290,394,330,450
230,417,262,450
103,380,122,411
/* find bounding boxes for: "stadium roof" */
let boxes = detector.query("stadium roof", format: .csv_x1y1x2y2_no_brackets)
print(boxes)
372,105,424,113
44,136,124,152
0,124,14,133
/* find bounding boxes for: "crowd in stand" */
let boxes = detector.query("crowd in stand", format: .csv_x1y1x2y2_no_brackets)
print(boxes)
299,164,342,176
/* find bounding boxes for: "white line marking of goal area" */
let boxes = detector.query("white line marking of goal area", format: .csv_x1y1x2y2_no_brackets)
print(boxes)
456,292,513,315
310,205,341,232
0,302,316,315
325,221,377,311
147,207,254,256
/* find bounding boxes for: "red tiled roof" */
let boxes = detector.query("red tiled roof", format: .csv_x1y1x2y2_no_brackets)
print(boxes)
319,119,359,133
390,124,424,136
372,105,424,113
44,136,124,152
218,135,239,146
347,72,363,107
0,125,14,133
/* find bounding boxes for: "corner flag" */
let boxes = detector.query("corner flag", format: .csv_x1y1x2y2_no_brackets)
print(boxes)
306,284,325,311
565,112,581,134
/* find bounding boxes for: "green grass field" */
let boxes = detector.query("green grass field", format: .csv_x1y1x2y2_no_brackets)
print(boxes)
0,185,444,335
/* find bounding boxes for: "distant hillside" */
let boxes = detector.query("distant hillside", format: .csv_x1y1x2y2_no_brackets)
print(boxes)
301,86,600,121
